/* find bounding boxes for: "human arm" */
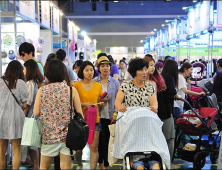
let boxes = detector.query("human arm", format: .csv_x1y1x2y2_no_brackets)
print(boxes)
149,93,158,113
181,87,205,96
33,88,41,117
115,89,127,112
72,87,83,116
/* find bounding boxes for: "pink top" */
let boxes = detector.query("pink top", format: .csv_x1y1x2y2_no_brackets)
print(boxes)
40,83,70,145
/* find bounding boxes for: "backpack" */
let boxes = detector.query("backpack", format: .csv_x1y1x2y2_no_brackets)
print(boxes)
66,87,89,158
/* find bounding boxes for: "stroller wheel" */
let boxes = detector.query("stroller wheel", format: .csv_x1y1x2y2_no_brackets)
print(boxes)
194,152,206,169
210,151,219,164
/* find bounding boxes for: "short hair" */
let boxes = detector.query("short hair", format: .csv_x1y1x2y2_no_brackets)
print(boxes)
24,59,44,84
179,62,192,73
19,42,35,57
217,58,222,68
46,53,56,62
45,59,66,83
107,55,115,64
119,59,126,65
128,58,148,78
97,53,107,59
73,60,83,70
144,54,153,59
165,56,171,61
2,60,25,89
55,49,66,61
78,61,97,79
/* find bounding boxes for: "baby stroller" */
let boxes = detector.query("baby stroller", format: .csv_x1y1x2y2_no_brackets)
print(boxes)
112,107,170,170
175,98,218,169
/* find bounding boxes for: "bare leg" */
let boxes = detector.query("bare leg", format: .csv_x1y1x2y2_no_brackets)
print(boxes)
11,139,22,169
152,163,160,170
29,148,40,169
75,150,83,167
59,153,72,170
40,154,54,169
0,139,8,169
89,131,100,170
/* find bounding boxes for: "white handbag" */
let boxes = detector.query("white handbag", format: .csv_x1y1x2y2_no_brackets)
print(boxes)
108,124,118,167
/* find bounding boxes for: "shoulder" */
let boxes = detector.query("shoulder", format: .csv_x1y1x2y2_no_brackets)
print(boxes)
93,81,102,87
73,81,80,87
17,79,26,86
93,76,99,82
163,74,174,82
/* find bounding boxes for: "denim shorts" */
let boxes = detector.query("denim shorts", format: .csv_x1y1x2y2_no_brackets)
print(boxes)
133,160,159,170
95,122,102,131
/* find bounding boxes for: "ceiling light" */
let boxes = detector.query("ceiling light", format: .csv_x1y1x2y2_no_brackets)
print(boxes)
154,29,157,31
193,0,197,2
151,31,154,34
81,31,87,37
60,11,63,16
140,40,143,43
182,7,188,10
113,1,119,2
162,24,165,27
50,2,53,7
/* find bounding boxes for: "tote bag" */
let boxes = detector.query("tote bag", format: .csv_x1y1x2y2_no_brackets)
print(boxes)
108,123,118,166
21,117,42,148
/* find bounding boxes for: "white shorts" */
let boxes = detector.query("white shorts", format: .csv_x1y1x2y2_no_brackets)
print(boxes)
41,142,75,157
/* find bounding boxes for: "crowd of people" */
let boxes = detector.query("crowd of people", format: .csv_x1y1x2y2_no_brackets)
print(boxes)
0,41,222,170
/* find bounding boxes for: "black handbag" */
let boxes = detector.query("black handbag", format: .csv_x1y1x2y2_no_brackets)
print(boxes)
66,87,89,159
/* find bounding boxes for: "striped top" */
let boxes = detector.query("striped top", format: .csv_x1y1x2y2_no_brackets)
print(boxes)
112,107,170,169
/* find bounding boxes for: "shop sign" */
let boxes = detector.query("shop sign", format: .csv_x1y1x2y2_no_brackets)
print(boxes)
163,29,168,46
19,1,35,21
218,1,222,25
144,40,149,52
53,6,60,34
41,1,50,28
168,21,177,43
165,47,222,56
187,1,210,35
179,20,187,40
150,37,155,51
110,47,128,54
136,47,144,54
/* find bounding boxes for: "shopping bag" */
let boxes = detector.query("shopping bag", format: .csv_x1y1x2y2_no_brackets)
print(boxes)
21,117,42,148
108,123,118,166
85,106,97,145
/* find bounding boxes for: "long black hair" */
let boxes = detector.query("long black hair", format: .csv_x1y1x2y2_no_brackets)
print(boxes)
161,59,178,88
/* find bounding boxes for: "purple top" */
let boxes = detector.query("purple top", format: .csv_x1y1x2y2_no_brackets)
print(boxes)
110,64,119,77
95,64,119,77
213,71,222,97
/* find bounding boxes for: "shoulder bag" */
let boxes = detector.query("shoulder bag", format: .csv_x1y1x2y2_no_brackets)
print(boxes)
66,87,89,159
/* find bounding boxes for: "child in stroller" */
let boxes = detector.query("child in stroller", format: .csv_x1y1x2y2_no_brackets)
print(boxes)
112,107,170,170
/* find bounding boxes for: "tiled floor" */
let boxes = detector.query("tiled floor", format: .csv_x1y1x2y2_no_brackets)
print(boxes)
6,144,219,169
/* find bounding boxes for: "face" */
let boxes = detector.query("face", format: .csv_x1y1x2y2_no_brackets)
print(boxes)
185,67,193,77
148,60,155,75
83,65,94,80
99,63,110,75
158,67,163,73
23,66,27,76
20,51,32,62
119,62,126,69
135,66,148,81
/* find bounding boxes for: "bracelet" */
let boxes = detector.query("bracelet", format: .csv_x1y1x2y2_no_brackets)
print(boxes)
113,112,118,117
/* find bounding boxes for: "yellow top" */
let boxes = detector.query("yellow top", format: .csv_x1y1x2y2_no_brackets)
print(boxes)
73,81,103,123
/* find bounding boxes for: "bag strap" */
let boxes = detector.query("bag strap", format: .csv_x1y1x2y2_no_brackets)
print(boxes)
69,86,74,160
2,78,21,106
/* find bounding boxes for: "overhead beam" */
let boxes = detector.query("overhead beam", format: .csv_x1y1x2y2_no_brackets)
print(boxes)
81,32,155,35
66,14,185,19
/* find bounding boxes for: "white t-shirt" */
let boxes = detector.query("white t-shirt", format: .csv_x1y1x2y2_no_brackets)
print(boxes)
100,85,109,119
174,74,187,110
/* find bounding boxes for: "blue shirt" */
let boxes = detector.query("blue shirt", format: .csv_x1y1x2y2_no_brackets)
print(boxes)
94,75,120,118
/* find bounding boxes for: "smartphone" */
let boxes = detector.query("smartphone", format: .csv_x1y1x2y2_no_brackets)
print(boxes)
101,91,108,98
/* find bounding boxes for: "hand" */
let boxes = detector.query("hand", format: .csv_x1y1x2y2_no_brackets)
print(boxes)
150,106,158,113
98,102,104,107
101,97,110,103
199,92,205,96
83,102,93,108
110,115,117,124
118,106,127,112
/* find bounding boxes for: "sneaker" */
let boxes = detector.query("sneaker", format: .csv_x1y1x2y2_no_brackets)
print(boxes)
76,165,83,170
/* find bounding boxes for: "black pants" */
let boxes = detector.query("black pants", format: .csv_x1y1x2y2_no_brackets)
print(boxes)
98,118,111,167
54,155,61,170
